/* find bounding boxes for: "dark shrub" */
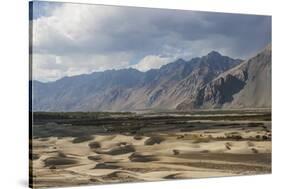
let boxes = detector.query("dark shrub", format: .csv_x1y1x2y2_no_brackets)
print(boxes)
44,157,78,167
31,154,40,160
96,145,135,155
88,155,102,161
173,149,180,155
262,135,268,140
94,163,120,169
88,142,101,149
72,135,94,143
129,152,158,162
133,135,143,140
251,148,259,154
144,136,164,145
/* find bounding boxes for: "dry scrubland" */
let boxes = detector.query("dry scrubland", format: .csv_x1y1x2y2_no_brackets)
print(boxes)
30,110,271,188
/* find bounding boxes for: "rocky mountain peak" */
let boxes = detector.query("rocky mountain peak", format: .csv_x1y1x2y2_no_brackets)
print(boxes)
206,51,222,58
32,45,271,112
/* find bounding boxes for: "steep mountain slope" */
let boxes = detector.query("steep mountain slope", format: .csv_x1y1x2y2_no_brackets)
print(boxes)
176,44,271,110
32,51,241,111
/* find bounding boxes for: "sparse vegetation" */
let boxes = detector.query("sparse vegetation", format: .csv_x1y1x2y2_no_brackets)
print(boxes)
173,149,180,155
133,135,143,140
251,148,259,154
34,111,135,121
129,152,159,162
225,132,243,140
248,122,264,127
225,142,232,150
88,141,101,149
31,154,40,160
96,145,135,155
144,136,165,145
44,157,78,167
94,163,120,169
72,135,94,143
32,110,271,187
88,155,102,161
200,150,210,153
58,151,67,158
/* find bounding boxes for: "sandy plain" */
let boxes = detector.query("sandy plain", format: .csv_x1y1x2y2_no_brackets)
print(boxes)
30,110,272,188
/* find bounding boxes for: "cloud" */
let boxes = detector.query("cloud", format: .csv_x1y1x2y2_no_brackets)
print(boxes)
31,2,271,82
32,53,131,82
132,55,173,72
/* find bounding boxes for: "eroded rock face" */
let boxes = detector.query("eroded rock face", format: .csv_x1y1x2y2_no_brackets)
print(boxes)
176,44,271,110
198,74,246,106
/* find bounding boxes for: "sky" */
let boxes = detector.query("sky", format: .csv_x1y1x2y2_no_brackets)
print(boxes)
31,1,271,82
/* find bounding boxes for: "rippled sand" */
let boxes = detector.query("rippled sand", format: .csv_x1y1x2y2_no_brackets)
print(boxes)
30,123,271,188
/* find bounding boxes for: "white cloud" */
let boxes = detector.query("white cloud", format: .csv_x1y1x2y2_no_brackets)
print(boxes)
33,4,120,54
32,54,63,82
33,53,131,82
32,4,139,82
31,2,271,82
132,55,173,72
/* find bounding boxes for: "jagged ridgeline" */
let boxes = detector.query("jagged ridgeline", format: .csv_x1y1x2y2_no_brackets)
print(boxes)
32,44,271,112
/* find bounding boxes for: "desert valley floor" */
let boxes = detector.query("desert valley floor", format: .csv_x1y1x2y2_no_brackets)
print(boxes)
30,110,271,188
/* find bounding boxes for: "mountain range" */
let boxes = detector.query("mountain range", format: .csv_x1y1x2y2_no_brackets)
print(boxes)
32,44,271,112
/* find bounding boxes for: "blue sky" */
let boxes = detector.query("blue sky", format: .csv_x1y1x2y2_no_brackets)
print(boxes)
31,1,61,19
30,1,271,82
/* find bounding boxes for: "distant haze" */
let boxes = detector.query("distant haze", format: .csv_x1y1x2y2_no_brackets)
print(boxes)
31,2,271,82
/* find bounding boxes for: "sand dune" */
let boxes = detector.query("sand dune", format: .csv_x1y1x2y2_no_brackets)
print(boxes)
31,124,271,188
30,111,272,188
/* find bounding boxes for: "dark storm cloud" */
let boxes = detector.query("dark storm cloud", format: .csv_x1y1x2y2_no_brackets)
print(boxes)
34,3,271,58
33,2,271,81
